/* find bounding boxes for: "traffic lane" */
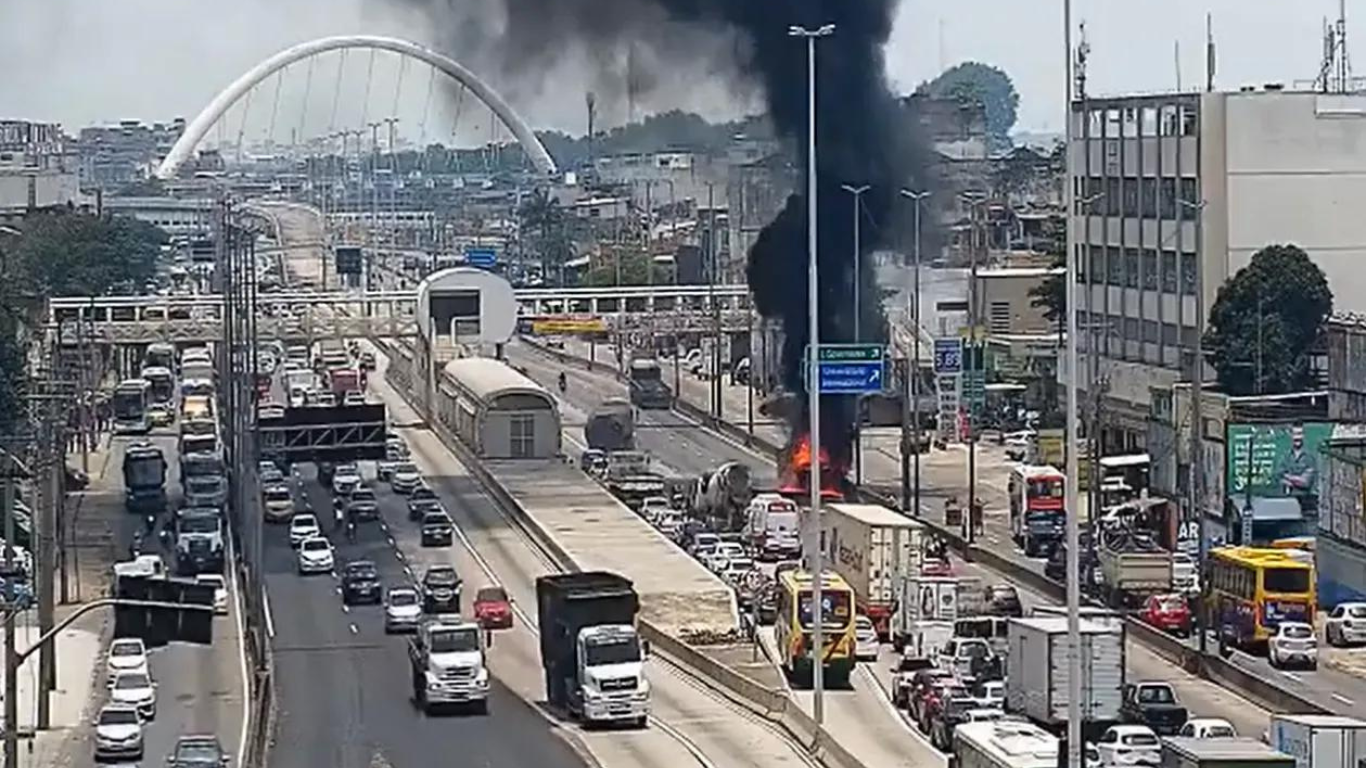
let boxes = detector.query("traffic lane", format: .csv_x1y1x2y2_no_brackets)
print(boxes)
375,434,817,768
507,342,777,482
107,433,248,768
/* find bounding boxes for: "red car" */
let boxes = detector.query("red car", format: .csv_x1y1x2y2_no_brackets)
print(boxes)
473,586,513,629
1143,593,1192,637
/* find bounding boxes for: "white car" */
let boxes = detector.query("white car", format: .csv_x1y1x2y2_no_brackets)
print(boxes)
262,485,294,523
721,557,755,583
288,514,321,548
389,463,423,494
107,670,157,720
195,574,229,615
1178,718,1237,739
704,542,746,571
689,533,720,558
332,464,362,496
1269,622,1318,669
854,615,880,661
315,391,338,408
641,496,671,517
383,587,423,633
1326,602,1366,646
106,638,149,679
297,537,335,575
1002,430,1035,461
972,680,1006,710
93,704,144,760
1096,724,1160,766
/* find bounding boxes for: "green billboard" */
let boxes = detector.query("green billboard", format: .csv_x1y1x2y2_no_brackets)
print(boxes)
1226,421,1332,514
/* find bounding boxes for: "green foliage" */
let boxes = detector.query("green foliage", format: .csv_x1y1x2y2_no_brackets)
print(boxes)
537,110,772,168
9,210,165,297
1028,257,1067,327
1205,244,1333,395
920,62,1020,151
584,251,670,287
518,189,575,284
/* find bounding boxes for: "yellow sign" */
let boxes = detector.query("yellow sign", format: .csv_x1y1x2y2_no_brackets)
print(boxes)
531,317,607,334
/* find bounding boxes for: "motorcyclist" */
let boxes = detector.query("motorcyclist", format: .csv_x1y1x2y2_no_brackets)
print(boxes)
346,517,357,543
557,372,567,393
129,531,144,559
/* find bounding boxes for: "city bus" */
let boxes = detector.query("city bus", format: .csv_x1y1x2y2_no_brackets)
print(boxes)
140,366,175,405
111,379,152,435
1207,546,1316,650
1008,465,1066,557
773,570,857,688
144,342,176,372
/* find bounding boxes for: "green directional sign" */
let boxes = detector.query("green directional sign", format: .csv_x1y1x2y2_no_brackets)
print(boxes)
815,344,884,362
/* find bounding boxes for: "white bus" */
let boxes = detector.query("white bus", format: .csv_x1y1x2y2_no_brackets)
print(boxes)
952,720,1058,768
111,379,152,435
140,366,175,404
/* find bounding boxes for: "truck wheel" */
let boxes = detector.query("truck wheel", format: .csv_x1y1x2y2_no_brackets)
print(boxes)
634,716,648,729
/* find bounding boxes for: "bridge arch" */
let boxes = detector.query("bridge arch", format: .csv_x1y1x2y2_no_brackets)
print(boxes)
156,35,557,179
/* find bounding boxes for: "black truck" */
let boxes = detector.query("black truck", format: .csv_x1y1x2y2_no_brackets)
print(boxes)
627,359,672,410
536,571,650,727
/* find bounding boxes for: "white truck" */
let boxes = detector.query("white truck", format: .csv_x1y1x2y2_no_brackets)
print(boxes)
742,493,800,561
1004,616,1124,728
891,575,982,655
825,503,923,642
408,618,490,714
1268,714,1366,768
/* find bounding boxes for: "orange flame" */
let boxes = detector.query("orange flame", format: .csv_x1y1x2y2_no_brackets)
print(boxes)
779,433,846,502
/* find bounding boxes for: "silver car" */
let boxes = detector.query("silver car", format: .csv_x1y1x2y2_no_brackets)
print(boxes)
93,704,144,760
108,670,157,720
384,587,422,633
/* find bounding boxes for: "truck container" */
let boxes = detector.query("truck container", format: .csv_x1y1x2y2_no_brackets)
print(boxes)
891,575,982,652
1160,737,1295,768
536,572,650,727
1268,714,1366,768
824,503,923,642
584,399,635,451
329,367,362,397
1097,528,1173,607
1005,616,1124,730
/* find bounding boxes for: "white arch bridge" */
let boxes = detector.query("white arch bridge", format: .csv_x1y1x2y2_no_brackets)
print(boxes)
156,35,558,179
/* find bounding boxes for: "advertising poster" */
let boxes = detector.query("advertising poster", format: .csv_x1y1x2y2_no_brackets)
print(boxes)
1226,422,1332,516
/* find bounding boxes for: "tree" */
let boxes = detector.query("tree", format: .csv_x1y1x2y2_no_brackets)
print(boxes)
920,62,1020,152
584,250,669,287
1204,244,1333,396
518,189,575,285
1029,256,1067,327
8,210,165,297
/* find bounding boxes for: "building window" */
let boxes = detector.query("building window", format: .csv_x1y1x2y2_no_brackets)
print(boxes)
510,414,536,458
1181,326,1199,347
1075,244,1087,283
1142,250,1159,290
1090,248,1104,283
1179,105,1199,136
1107,247,1124,286
1124,317,1141,340
1141,178,1157,218
1105,177,1120,216
1162,323,1179,345
1122,178,1139,217
1180,177,1200,219
1159,178,1177,219
989,301,1011,334
1161,251,1178,293
1108,315,1124,339
1141,107,1159,136
1124,248,1140,289
1180,253,1198,295
1143,320,1160,343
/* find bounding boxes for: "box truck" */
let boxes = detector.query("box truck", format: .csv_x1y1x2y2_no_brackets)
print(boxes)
1268,714,1366,768
1005,616,1124,730
825,503,923,642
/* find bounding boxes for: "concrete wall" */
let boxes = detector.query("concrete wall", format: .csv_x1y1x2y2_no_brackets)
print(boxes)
975,269,1053,335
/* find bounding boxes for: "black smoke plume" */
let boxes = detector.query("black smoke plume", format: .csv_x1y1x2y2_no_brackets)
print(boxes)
382,0,928,461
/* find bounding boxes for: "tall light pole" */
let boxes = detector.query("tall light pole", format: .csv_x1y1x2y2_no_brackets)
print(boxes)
1062,1,1083,766
789,20,834,727
1181,197,1209,655
841,184,870,487
900,189,930,518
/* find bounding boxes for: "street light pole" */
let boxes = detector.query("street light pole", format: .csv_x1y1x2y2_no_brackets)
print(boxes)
900,189,930,518
1181,197,1209,656
841,184,870,488
1063,1,1083,765
790,20,835,727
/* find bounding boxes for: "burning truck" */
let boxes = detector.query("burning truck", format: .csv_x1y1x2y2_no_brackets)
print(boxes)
776,432,850,505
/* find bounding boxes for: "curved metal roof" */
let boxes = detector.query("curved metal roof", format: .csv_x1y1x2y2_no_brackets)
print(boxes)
442,358,554,409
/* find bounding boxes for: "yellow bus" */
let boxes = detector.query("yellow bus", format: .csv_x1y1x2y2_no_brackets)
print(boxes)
1207,547,1316,650
774,570,856,688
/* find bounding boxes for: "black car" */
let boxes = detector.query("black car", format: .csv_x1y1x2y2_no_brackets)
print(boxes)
421,565,462,613
341,560,382,605
345,486,380,522
984,584,1023,618
407,486,440,521
168,735,229,768
420,511,454,548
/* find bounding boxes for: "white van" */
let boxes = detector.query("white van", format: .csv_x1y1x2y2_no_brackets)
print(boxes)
744,493,801,561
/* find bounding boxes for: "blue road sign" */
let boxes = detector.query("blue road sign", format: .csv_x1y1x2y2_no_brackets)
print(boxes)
934,338,963,374
465,247,497,269
817,361,886,394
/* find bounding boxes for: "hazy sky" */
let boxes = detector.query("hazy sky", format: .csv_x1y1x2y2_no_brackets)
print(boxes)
0,0,1355,144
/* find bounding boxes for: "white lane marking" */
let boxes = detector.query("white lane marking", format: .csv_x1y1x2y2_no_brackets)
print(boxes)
387,536,396,546
349,623,359,635
394,549,404,561
1281,671,1302,682
1334,693,1356,706
341,603,350,614
260,575,276,639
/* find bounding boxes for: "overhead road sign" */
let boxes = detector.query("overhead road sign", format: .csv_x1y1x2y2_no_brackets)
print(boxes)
807,343,887,395
465,247,497,269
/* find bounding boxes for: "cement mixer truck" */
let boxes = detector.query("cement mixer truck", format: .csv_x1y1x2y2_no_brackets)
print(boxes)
691,462,753,532
584,399,635,452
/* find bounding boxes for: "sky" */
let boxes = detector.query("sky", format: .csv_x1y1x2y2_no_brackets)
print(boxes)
0,0,1356,145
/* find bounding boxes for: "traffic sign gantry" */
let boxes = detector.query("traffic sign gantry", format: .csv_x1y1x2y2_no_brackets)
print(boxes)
808,344,886,395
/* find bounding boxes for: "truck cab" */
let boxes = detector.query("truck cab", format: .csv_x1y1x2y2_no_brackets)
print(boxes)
174,508,224,575
407,619,490,714
1121,680,1188,735
575,624,650,727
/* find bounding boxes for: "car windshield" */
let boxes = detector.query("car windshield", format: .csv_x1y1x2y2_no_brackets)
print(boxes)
477,587,507,603
991,587,1017,600
411,488,435,500
111,641,142,657
1156,595,1186,611
346,564,377,580
584,636,642,665
396,463,418,474
99,708,140,726
426,569,458,586
174,741,223,765
959,641,989,659
302,539,329,552
292,516,318,529
114,673,151,690
337,465,359,477
1282,624,1313,639
1206,725,1236,738
423,513,448,524
429,628,480,653
1123,733,1159,747
1351,606,1366,618
1138,685,1175,704
180,516,219,534
197,575,224,588
389,590,418,607
264,488,290,503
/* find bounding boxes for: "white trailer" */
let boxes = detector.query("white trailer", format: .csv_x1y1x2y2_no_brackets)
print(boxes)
1269,714,1366,768
891,575,982,653
1005,616,1124,728
952,720,1058,768
825,503,923,642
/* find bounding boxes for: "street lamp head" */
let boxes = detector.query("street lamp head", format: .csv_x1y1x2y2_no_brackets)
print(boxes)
899,189,931,201
841,184,871,195
789,23,836,38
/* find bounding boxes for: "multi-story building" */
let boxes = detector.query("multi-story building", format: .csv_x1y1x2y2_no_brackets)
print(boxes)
77,118,185,189
1066,88,1366,453
103,196,215,238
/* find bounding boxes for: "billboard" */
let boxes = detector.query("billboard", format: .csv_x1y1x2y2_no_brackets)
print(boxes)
530,317,607,334
1226,421,1332,516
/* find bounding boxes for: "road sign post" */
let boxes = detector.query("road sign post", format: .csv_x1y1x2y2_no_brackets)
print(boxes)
806,344,886,395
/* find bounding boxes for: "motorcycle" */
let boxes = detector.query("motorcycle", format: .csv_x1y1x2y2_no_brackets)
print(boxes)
557,372,567,393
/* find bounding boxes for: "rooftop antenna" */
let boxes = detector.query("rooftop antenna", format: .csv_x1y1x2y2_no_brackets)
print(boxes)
1206,13,1217,92
1175,39,1183,92
1315,0,1353,93
586,91,597,172
1075,21,1090,101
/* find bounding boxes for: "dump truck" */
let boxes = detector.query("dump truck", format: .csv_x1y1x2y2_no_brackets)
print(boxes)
627,358,672,409
408,617,490,714
1097,526,1173,607
536,571,650,727
585,399,635,451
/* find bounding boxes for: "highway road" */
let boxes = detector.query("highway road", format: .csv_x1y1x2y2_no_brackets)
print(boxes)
96,431,247,767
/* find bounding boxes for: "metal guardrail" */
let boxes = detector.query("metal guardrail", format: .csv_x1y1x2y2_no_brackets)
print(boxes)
532,336,1335,719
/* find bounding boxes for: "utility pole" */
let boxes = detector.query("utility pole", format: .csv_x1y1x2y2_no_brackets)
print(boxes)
841,184,870,488
1064,4,1084,764
1182,198,1209,656
706,183,721,420
900,189,930,517
3,447,18,768
960,192,986,545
